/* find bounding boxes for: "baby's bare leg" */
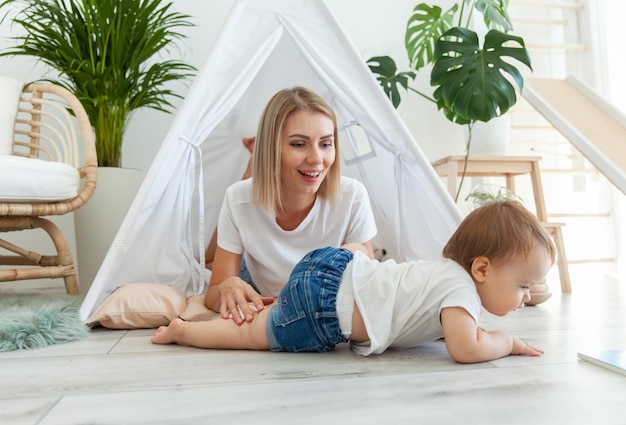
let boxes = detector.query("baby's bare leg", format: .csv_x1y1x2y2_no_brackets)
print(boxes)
151,306,273,350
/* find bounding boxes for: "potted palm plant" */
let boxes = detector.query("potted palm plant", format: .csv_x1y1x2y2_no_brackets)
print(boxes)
0,0,196,291
0,0,195,167
368,0,531,160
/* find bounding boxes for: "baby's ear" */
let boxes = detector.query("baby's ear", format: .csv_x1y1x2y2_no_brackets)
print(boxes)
470,256,490,283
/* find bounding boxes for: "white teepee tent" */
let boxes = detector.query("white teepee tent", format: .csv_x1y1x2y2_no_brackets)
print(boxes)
79,0,462,321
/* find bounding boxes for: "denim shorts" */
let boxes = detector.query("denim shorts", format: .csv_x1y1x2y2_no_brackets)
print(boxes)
266,247,353,352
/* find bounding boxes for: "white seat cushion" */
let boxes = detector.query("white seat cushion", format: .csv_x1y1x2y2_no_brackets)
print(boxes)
0,155,80,202
0,76,23,155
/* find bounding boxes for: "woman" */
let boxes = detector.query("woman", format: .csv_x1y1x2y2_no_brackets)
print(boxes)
205,86,377,324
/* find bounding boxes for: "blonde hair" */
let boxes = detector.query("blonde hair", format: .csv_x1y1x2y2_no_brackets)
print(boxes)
252,86,340,215
443,200,556,273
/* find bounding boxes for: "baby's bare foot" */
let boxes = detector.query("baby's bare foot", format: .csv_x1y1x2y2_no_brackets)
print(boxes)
151,318,184,344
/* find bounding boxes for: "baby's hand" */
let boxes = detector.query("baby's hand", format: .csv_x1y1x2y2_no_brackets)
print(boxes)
511,338,544,356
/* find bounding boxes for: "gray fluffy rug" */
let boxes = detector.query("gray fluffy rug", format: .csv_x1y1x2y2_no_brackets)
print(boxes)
0,293,90,352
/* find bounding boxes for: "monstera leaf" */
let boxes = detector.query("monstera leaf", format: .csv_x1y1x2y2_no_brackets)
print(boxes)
474,0,513,32
405,3,456,71
367,56,416,109
430,27,532,123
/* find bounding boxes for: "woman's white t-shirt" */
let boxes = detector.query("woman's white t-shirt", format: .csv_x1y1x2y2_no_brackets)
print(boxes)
338,251,482,356
217,176,377,296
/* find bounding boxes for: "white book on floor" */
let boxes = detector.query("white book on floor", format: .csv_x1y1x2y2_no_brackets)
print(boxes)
578,350,626,377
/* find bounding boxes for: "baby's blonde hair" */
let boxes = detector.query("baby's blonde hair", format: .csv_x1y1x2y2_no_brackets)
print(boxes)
443,200,556,273
252,86,340,215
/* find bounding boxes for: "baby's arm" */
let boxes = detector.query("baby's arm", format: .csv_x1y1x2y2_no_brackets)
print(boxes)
440,307,544,363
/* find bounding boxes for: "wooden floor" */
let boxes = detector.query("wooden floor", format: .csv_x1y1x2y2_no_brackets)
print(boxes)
1,269,626,425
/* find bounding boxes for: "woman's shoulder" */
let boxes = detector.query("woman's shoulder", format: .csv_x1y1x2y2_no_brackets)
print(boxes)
225,179,253,203
226,178,252,192
339,176,366,193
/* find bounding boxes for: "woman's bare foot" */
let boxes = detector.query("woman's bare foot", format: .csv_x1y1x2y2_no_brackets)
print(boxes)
151,318,185,344
242,136,255,153
241,136,255,179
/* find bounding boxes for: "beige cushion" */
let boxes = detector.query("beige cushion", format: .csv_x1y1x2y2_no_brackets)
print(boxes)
180,295,220,322
0,155,80,202
0,76,23,155
85,283,258,329
86,283,187,329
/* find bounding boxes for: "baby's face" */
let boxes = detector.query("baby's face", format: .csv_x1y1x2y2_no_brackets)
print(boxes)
478,243,552,316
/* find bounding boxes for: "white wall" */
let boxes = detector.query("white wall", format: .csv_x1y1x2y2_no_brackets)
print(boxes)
596,0,626,112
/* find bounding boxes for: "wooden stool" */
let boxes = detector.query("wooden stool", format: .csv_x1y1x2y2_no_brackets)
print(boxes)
431,155,572,293
541,222,571,292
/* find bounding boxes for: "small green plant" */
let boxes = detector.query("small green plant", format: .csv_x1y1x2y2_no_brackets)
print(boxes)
0,0,196,167
465,183,522,209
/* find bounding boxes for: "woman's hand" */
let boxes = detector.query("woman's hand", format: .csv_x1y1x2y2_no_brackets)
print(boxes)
206,247,273,325
218,276,274,325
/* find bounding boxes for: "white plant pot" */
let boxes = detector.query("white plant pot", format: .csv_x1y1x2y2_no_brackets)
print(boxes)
464,114,511,156
74,167,143,294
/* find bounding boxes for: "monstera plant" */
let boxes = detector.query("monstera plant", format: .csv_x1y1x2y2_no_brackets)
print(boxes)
368,0,531,126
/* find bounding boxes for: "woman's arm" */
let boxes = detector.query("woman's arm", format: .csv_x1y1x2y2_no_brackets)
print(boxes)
205,136,254,269
205,246,273,324
440,307,544,363
361,240,375,259
204,231,218,270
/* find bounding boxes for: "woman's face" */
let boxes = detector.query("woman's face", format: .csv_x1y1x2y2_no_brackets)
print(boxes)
280,109,336,199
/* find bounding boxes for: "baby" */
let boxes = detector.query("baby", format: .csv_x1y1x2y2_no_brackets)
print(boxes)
153,200,555,363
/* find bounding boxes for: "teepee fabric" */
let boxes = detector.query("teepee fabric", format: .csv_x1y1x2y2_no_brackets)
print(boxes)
79,0,461,321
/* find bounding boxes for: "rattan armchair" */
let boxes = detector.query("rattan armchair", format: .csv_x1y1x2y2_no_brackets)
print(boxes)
0,82,97,294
